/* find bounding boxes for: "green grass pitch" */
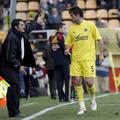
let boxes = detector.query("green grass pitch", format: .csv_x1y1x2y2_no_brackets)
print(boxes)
0,93,120,120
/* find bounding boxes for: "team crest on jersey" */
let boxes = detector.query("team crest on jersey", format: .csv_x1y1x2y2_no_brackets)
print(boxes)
84,28,88,32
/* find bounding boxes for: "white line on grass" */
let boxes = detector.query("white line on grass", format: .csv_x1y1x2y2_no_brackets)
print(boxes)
99,103,120,106
20,102,37,108
21,93,116,120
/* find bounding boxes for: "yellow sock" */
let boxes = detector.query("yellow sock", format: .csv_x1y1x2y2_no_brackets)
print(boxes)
87,84,96,100
75,85,85,108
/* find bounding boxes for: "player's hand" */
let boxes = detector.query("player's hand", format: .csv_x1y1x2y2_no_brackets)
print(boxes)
99,53,104,63
64,48,71,55
19,66,27,75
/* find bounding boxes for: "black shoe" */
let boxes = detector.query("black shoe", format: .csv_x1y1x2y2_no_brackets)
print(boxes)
105,91,109,93
15,114,25,117
51,95,57,100
64,99,70,102
59,99,65,102
9,114,25,118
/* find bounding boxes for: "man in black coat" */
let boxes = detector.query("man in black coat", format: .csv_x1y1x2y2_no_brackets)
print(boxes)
50,23,70,102
42,40,57,100
0,18,41,117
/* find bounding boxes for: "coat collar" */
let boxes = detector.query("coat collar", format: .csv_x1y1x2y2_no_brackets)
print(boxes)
10,28,23,37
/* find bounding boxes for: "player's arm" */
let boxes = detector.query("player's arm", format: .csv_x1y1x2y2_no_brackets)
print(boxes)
64,29,72,55
64,45,71,55
92,22,104,62
98,39,104,63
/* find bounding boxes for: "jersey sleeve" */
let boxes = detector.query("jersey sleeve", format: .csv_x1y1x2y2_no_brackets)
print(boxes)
91,22,102,41
65,28,73,47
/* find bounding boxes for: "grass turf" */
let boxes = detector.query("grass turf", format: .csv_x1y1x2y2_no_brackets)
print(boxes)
0,93,120,120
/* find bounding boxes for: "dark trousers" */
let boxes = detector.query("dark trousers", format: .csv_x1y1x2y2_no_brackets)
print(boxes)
55,64,70,101
47,69,56,98
7,82,20,117
24,75,31,98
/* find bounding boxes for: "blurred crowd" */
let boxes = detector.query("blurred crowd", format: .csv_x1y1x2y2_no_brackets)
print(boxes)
96,0,120,10
1,0,120,31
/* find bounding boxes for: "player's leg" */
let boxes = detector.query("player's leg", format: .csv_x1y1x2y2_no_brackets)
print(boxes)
97,76,103,93
86,78,96,99
85,77,97,111
70,61,86,115
104,76,109,93
83,61,97,111
72,77,87,114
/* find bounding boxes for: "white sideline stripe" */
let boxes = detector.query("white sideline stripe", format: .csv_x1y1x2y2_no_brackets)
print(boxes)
99,103,120,106
21,102,37,108
21,93,115,120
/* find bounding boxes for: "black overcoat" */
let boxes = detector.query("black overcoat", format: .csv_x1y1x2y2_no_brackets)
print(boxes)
0,21,37,83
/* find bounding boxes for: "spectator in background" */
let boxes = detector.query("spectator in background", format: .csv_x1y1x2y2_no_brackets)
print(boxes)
49,0,64,15
35,12,48,30
112,0,120,11
0,0,10,9
97,0,120,10
95,18,108,28
0,16,42,118
42,39,57,100
48,7,62,29
40,0,51,15
0,5,4,30
96,49,110,93
96,0,107,9
38,8,49,24
63,0,77,9
50,23,70,102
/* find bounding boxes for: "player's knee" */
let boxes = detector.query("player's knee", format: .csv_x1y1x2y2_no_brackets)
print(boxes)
86,77,95,86
86,82,94,87
72,79,82,87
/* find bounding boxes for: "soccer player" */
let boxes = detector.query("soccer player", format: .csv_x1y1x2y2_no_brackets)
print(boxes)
64,6,104,115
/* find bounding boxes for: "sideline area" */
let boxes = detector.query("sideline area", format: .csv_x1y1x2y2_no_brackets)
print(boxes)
22,93,112,120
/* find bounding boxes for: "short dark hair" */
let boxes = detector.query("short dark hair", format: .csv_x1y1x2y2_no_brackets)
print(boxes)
69,6,83,17
11,18,23,29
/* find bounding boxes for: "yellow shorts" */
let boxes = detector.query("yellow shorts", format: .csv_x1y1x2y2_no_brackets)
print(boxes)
70,61,96,77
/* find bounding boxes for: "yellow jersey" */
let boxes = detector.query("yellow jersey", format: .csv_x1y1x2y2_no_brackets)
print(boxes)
65,20,102,61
